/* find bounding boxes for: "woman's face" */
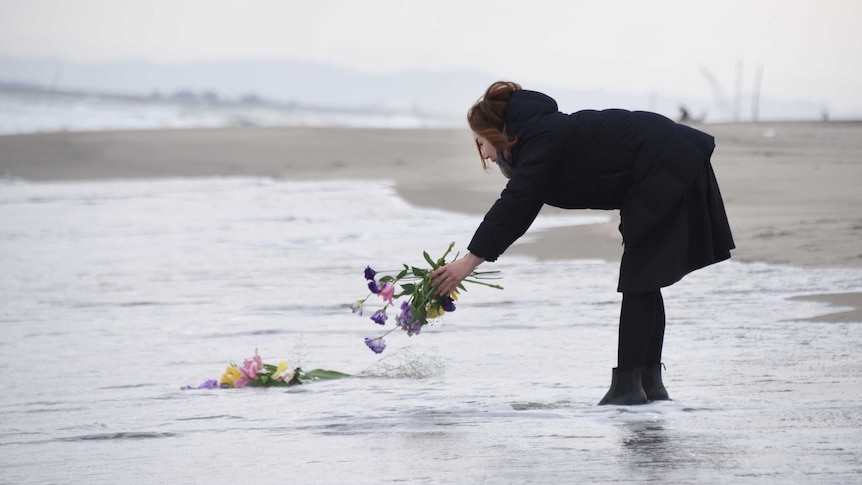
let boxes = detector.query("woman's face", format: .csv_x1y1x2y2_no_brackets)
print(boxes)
473,133,497,163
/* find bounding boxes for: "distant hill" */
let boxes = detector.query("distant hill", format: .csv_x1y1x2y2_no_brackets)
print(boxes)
0,56,830,122
0,57,495,117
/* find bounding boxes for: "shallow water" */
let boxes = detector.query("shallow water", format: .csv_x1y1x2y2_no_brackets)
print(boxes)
1,178,860,483
0,91,457,135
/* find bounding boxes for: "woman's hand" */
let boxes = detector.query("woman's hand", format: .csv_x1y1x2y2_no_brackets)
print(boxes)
430,252,485,296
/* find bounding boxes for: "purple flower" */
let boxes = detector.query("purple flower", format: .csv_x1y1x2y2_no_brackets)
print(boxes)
396,301,418,335
370,309,388,325
349,300,364,316
199,379,219,389
364,266,376,280
364,337,386,354
441,296,456,312
395,301,411,322
368,280,381,294
182,379,220,390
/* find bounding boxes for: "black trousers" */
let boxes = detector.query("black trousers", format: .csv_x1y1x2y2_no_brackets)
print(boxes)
617,289,666,369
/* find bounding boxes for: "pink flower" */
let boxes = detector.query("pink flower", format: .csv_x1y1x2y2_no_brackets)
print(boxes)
237,348,264,386
378,282,395,304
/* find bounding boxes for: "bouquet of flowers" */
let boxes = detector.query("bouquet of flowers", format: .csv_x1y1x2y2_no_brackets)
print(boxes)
182,348,349,390
350,242,502,354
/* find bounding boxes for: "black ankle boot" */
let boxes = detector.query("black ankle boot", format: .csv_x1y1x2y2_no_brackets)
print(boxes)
642,363,671,401
598,367,648,405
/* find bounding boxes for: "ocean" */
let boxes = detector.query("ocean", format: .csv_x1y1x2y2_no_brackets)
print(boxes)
1,177,861,483
0,89,460,136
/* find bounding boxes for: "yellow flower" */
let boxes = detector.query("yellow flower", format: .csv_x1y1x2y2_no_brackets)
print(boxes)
220,364,242,387
426,304,444,319
450,291,459,301
274,361,295,382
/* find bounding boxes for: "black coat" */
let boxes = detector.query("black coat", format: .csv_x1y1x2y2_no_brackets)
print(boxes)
467,90,735,293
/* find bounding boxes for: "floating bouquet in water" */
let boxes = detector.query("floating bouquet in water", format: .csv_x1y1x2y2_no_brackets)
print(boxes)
350,242,503,354
182,348,349,390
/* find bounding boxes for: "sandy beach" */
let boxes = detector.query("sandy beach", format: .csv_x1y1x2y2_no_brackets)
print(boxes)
1,121,860,321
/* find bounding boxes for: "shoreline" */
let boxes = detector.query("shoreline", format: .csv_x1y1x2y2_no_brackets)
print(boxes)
2,123,860,268
791,293,862,323
2,124,861,322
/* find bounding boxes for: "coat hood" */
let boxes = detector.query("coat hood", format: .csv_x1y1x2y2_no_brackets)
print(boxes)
504,90,559,135
496,89,560,177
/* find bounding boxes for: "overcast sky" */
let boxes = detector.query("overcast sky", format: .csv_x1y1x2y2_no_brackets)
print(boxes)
1,0,860,113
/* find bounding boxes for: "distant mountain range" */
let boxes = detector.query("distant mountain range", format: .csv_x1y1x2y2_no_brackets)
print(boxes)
0,56,832,122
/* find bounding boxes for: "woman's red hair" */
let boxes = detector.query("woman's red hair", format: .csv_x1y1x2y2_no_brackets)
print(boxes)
467,81,521,168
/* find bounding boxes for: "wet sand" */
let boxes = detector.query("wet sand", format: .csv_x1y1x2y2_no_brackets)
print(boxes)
1,121,860,321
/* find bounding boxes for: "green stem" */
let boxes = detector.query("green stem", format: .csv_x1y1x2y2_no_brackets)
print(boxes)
462,278,504,290
376,325,401,339
438,241,456,264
